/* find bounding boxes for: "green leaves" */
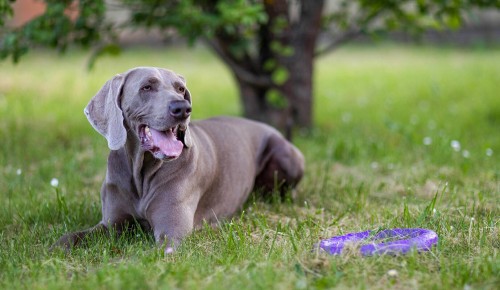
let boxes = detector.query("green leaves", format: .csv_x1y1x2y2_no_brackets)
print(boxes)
265,89,288,109
0,32,27,62
271,66,289,86
270,40,294,57
1,0,107,63
321,0,496,47
127,0,266,43
0,0,15,26
1,0,498,78
87,43,121,70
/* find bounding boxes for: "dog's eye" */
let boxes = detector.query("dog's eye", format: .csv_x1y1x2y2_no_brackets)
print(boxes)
141,85,152,91
178,86,185,93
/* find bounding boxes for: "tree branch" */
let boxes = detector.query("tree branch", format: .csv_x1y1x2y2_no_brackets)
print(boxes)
315,2,390,57
205,38,274,88
314,28,363,57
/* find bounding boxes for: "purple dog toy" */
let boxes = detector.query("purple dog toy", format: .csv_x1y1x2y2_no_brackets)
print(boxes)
318,228,438,256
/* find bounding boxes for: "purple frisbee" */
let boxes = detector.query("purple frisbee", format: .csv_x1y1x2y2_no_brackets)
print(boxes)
318,228,438,256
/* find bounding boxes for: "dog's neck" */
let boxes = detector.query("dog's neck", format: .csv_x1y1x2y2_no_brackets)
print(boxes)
124,133,164,197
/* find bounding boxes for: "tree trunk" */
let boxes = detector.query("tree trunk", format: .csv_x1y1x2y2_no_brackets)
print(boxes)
279,49,315,129
235,76,287,129
210,0,324,131
237,51,315,131
234,48,315,131
273,0,324,129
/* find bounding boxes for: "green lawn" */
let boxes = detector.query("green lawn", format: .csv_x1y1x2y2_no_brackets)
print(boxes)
0,44,498,289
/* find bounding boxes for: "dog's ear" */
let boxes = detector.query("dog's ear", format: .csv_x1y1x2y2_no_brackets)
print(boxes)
84,74,127,150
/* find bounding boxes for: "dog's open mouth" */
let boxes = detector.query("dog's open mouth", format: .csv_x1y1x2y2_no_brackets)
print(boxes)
139,124,186,159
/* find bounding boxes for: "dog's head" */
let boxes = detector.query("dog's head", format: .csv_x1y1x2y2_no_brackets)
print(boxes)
84,67,193,161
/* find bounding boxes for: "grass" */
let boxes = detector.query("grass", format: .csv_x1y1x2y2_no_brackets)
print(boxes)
0,44,499,289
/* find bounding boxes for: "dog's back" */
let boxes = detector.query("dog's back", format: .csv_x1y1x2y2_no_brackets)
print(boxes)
190,116,303,224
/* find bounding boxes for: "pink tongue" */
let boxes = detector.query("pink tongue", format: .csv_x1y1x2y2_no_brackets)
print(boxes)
150,128,183,158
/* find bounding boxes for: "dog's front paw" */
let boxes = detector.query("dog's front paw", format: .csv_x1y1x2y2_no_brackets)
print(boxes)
50,223,108,253
49,233,81,253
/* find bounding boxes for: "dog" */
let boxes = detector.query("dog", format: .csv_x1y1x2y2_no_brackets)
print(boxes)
51,67,305,254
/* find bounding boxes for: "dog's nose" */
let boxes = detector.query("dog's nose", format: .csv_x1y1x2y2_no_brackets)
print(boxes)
169,100,192,120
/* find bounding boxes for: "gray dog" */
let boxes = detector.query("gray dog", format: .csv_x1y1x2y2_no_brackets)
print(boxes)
52,67,305,254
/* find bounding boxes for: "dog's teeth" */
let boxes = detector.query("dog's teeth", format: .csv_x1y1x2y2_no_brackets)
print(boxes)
145,126,152,138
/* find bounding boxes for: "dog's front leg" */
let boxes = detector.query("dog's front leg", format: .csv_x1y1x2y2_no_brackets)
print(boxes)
147,200,195,255
51,183,138,253
50,222,108,252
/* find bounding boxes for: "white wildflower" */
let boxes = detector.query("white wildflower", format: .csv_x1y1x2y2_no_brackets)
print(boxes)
16,169,22,175
486,148,493,157
451,140,461,152
462,150,470,158
50,178,59,187
387,269,398,277
423,137,432,146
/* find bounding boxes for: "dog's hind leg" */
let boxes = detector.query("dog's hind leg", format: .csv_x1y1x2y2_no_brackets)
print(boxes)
254,134,305,200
